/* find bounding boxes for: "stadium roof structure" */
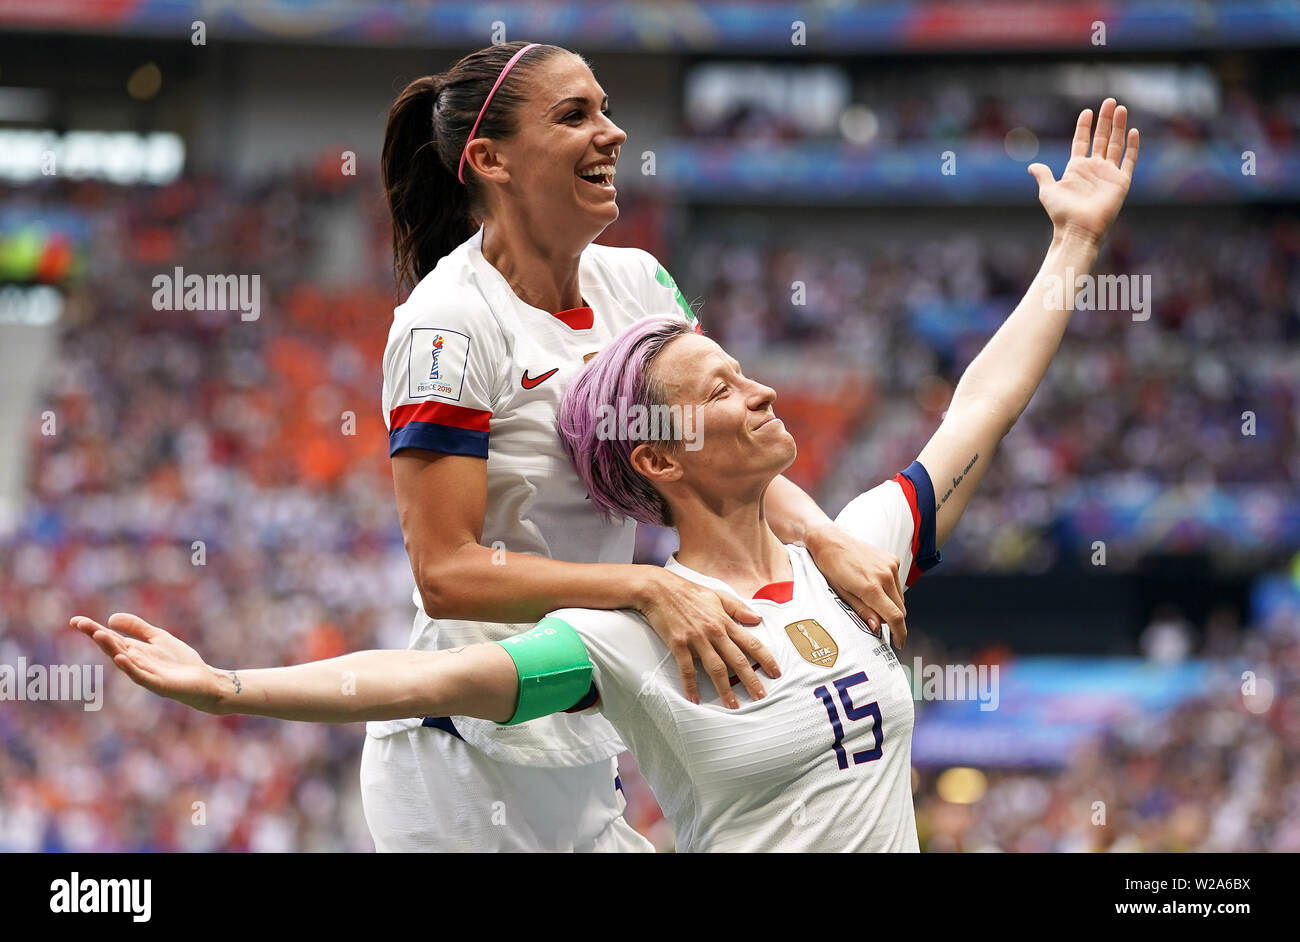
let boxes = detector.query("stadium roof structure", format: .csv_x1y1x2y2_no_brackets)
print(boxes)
3,0,1300,52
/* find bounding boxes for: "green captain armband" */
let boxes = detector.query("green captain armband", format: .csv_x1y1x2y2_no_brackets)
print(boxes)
494,616,595,726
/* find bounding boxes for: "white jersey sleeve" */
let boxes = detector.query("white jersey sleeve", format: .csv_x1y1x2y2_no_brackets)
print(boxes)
382,292,509,459
543,606,665,723
833,459,943,589
625,247,704,335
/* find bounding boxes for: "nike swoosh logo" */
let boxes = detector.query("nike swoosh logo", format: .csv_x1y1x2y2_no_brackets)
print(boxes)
521,367,559,389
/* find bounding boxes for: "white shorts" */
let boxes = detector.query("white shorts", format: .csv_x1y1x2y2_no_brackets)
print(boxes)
359,726,654,853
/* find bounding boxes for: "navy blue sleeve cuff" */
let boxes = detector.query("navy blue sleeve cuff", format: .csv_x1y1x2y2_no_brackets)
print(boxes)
389,423,489,459
899,459,943,573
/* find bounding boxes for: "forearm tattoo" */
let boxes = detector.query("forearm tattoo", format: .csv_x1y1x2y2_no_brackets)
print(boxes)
230,671,242,694
936,453,979,512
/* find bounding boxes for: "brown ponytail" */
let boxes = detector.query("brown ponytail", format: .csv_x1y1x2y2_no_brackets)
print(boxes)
381,41,573,295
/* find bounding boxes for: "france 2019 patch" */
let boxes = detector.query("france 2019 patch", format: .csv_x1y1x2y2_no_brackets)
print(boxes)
408,327,470,401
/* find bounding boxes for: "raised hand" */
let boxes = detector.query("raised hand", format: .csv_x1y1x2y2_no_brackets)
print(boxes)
1027,98,1140,246
71,613,225,713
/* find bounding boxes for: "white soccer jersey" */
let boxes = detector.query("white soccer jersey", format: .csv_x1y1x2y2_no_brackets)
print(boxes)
547,462,943,852
372,223,703,767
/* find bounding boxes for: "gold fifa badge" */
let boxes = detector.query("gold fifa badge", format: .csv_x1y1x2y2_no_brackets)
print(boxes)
784,619,838,668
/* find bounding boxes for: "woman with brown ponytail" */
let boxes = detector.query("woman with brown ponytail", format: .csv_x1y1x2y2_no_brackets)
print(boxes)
367,40,911,851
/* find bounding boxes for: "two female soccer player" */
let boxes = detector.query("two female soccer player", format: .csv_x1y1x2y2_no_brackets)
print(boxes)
359,40,911,850
74,88,1141,848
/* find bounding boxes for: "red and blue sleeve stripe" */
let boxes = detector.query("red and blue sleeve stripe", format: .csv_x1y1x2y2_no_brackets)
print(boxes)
892,459,943,587
389,401,491,459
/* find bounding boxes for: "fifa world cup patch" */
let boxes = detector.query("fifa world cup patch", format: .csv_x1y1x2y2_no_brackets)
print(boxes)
784,619,838,668
408,327,471,401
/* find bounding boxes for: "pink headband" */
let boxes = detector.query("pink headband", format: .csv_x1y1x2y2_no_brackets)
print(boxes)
457,43,540,184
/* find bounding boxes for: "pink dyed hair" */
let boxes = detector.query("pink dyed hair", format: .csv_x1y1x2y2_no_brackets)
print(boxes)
556,316,693,527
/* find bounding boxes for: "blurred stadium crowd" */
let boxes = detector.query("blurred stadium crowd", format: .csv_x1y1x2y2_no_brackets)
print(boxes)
0,171,400,850
0,150,1297,848
914,601,1300,852
683,213,1300,571
686,64,1300,149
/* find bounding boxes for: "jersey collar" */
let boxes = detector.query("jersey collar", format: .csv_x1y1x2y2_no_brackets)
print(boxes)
752,580,795,604
552,306,595,330
664,545,800,604
468,225,599,331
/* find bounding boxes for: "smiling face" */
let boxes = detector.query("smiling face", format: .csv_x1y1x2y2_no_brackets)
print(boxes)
632,333,798,509
467,54,626,242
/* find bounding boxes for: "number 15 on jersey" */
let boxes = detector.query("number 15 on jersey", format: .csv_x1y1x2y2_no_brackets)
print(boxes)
814,671,884,770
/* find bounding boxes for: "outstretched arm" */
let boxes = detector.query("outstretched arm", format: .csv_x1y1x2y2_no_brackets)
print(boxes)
72,613,519,723
917,98,1139,549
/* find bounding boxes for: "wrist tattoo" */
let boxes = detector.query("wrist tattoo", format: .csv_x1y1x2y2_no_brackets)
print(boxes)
936,453,979,512
230,671,242,694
